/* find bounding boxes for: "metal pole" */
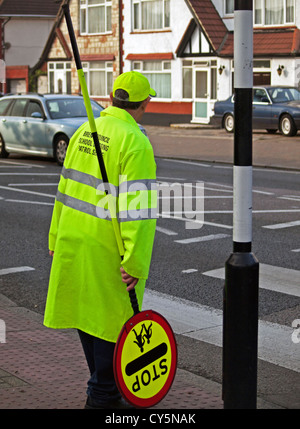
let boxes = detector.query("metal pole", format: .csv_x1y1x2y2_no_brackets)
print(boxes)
222,0,259,409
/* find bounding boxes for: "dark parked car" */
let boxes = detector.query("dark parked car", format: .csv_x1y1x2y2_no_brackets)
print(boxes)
213,86,300,136
0,93,103,165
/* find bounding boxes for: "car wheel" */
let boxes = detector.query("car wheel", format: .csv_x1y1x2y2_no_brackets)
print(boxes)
279,114,297,137
54,134,69,166
0,133,9,158
224,113,234,133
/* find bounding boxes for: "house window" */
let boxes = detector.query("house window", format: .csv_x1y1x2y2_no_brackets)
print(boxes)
82,61,113,96
80,0,112,34
254,0,295,26
210,60,217,100
132,0,170,31
132,60,171,98
225,0,234,15
48,62,71,94
182,60,192,99
183,60,217,100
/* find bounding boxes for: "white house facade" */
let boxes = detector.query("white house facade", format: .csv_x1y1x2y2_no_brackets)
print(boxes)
122,0,194,124
122,0,300,126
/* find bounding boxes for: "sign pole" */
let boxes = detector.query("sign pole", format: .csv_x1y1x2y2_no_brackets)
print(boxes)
61,2,139,315
222,0,259,409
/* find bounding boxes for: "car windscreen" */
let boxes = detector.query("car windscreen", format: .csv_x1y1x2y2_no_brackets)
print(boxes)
267,87,300,103
46,98,102,119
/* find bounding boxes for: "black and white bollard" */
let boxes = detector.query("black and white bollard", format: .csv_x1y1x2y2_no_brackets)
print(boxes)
222,0,259,409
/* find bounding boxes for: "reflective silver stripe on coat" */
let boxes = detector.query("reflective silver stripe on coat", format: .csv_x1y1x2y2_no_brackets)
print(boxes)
61,166,156,196
56,190,157,221
56,190,111,220
62,166,103,189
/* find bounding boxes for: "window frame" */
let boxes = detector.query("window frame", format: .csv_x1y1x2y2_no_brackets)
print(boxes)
132,0,170,32
254,0,295,27
82,61,113,97
47,62,72,94
25,100,45,118
132,60,172,99
80,0,112,35
224,0,234,16
0,98,14,116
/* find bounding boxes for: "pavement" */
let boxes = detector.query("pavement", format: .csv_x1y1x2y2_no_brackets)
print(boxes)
0,125,299,411
0,292,225,410
146,124,300,172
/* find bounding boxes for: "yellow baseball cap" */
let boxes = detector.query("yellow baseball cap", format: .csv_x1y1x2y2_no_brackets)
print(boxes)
113,71,156,102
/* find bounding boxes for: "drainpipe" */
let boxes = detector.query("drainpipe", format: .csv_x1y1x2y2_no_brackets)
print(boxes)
0,17,10,92
118,0,123,75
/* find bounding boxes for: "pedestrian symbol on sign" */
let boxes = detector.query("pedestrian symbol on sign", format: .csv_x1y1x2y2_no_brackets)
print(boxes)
132,322,152,352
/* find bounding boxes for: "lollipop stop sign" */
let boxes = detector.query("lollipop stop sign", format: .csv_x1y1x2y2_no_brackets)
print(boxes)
114,310,177,408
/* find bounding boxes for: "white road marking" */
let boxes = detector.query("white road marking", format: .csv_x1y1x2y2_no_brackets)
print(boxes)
253,189,274,195
158,214,232,230
0,165,31,169
5,199,54,206
142,289,300,373
156,226,178,236
0,185,55,198
203,264,300,298
204,186,233,193
182,269,198,274
0,266,35,276
262,220,300,229
158,195,232,199
206,182,233,189
162,158,210,167
291,248,300,253
157,176,186,181
0,160,45,168
174,234,230,244
164,209,300,214
8,183,58,187
279,195,300,202
0,173,60,176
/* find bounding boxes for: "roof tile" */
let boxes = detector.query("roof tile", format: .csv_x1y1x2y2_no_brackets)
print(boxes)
0,0,60,16
185,0,227,51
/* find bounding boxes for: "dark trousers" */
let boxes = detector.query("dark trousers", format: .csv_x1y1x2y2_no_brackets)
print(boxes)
78,330,121,406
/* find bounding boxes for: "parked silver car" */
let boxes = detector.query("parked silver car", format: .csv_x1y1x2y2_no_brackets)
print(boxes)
0,93,103,165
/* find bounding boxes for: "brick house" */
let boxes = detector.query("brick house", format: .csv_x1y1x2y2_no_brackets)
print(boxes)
36,0,122,108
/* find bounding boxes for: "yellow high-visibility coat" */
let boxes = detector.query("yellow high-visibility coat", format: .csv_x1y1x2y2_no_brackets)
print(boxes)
44,106,157,342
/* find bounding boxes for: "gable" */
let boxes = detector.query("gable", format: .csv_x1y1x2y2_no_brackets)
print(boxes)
184,0,228,52
176,19,214,57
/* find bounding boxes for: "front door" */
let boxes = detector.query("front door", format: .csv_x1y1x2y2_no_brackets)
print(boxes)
193,69,209,123
54,69,65,94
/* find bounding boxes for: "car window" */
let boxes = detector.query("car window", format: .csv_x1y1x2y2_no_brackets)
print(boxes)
26,100,44,118
10,99,27,116
288,88,300,100
253,89,268,103
47,98,103,119
267,87,299,103
0,98,13,116
46,98,102,119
